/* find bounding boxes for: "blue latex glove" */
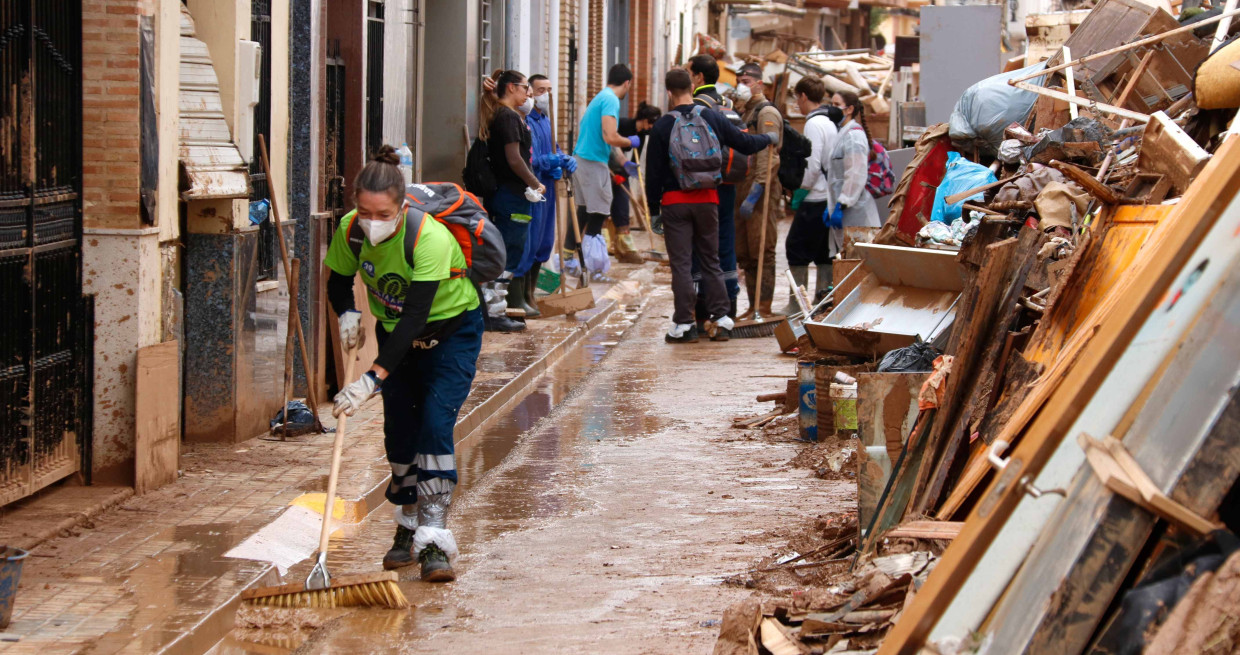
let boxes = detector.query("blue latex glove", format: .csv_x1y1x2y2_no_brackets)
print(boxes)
560,154,577,174
627,135,642,150
739,183,764,219
623,161,639,178
823,203,844,229
549,166,563,180
534,153,561,175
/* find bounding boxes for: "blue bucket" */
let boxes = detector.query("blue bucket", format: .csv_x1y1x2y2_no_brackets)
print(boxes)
0,546,28,629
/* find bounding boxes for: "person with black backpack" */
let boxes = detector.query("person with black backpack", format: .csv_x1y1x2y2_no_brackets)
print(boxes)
732,63,783,318
325,147,490,583
689,54,745,321
782,75,842,313
645,67,777,343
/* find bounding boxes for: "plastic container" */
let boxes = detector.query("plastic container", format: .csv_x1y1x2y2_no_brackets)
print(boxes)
397,143,414,185
798,361,817,442
0,546,29,629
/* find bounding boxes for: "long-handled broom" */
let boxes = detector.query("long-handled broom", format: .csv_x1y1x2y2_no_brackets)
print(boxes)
241,351,408,610
732,140,783,339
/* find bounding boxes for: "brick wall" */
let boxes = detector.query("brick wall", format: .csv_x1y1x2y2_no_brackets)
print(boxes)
629,0,652,107
82,0,146,230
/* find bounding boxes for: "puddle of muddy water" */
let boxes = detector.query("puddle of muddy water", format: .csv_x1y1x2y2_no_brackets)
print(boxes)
210,303,667,654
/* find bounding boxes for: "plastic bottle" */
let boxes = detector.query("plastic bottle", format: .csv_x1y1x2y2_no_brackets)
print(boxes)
397,143,413,185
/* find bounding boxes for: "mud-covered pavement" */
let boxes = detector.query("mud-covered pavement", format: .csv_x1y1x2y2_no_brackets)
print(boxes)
216,281,854,655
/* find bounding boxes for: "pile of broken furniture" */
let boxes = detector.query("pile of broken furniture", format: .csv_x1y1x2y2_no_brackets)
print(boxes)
723,0,1240,651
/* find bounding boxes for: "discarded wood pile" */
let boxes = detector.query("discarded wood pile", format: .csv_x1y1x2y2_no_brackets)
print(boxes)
719,1,1240,651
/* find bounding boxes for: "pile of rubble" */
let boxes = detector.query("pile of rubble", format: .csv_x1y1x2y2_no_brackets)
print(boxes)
716,0,1240,652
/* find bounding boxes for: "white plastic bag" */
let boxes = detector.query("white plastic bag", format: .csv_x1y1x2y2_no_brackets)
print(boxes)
581,234,611,275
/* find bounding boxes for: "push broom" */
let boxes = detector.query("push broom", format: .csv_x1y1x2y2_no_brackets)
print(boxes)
732,139,782,339
241,350,408,610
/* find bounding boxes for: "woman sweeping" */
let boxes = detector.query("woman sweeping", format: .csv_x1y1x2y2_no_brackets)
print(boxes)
325,146,484,582
825,91,881,255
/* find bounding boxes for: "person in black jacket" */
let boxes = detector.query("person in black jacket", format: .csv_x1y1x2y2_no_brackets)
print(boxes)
645,67,777,343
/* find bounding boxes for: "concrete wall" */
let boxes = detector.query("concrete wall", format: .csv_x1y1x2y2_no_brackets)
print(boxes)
81,0,175,484
423,0,479,182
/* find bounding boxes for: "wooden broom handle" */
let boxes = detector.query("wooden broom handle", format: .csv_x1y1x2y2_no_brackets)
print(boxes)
319,352,356,555
755,139,778,314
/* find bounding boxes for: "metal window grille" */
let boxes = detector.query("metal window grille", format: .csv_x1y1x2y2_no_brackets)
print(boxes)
325,39,347,217
251,0,277,281
366,1,385,157
0,0,88,506
480,0,493,78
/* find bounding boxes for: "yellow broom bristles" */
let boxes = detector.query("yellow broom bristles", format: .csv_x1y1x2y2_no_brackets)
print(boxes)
242,580,409,610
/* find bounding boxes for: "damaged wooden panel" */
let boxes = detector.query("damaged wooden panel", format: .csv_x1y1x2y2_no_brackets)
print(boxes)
1136,111,1212,197
858,373,928,536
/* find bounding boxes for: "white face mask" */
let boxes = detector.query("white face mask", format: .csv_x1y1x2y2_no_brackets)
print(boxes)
519,96,535,115
533,93,550,114
734,83,752,103
358,205,404,244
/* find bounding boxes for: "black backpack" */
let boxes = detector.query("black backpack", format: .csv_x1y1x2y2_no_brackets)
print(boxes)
752,101,814,191
462,136,498,200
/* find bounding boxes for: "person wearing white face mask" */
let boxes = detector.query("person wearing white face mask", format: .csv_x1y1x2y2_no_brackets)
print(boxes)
519,73,576,317
479,69,545,330
732,62,783,318
324,146,485,582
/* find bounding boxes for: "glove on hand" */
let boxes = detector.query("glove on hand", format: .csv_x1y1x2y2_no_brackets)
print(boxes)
549,166,563,180
790,188,809,210
560,154,578,174
333,371,380,417
627,135,642,150
534,154,561,175
612,173,626,186
338,310,362,350
650,214,664,236
824,203,845,229
765,132,780,146
524,186,546,203
739,183,764,219
623,161,639,178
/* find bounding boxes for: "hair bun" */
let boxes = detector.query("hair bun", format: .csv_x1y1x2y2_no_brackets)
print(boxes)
372,144,400,166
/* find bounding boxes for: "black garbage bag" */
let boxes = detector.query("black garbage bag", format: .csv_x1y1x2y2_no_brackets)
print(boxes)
877,340,941,373
1093,530,1239,654
270,400,318,434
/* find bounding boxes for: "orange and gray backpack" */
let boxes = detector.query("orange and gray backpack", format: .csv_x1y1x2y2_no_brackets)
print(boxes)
346,182,506,284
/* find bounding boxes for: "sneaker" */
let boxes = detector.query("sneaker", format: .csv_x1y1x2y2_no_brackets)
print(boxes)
665,323,699,344
705,315,734,342
419,543,456,582
382,525,416,570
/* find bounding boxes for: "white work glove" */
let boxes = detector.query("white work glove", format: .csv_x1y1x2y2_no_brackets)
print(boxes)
333,371,381,417
338,310,362,350
524,186,546,203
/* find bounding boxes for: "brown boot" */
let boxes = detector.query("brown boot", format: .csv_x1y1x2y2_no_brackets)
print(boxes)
616,232,643,264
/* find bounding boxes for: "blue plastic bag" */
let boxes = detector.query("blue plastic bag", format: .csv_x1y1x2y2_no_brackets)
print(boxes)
930,152,996,224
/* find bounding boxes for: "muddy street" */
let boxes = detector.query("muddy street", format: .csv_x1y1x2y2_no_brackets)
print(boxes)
213,282,852,654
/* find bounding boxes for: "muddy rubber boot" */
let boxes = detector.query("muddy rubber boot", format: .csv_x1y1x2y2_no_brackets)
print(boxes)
383,525,416,570
419,543,455,582
778,265,808,316
616,233,644,264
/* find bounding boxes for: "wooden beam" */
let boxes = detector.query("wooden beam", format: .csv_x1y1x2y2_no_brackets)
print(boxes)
1011,80,1151,123
1049,160,1123,205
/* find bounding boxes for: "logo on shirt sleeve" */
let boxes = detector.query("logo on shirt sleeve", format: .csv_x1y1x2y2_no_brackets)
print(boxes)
362,261,376,277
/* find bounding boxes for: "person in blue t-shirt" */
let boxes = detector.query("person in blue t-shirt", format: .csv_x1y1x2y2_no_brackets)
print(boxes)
566,64,640,275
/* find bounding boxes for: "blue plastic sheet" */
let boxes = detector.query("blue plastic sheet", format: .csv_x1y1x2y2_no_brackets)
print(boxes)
930,152,996,224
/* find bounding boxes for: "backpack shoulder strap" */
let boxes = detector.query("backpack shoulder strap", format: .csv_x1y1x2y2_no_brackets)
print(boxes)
402,208,427,272
693,94,716,108
345,212,365,259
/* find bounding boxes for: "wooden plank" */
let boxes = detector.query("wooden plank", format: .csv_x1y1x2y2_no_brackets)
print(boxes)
136,340,181,495
1136,111,1211,196
1048,160,1122,205
886,521,963,540
906,234,1028,518
877,135,1240,655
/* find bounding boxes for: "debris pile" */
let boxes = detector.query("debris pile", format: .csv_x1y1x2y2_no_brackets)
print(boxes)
719,0,1240,651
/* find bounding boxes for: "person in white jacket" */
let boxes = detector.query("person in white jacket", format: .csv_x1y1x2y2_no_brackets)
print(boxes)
783,76,842,313
825,90,881,258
